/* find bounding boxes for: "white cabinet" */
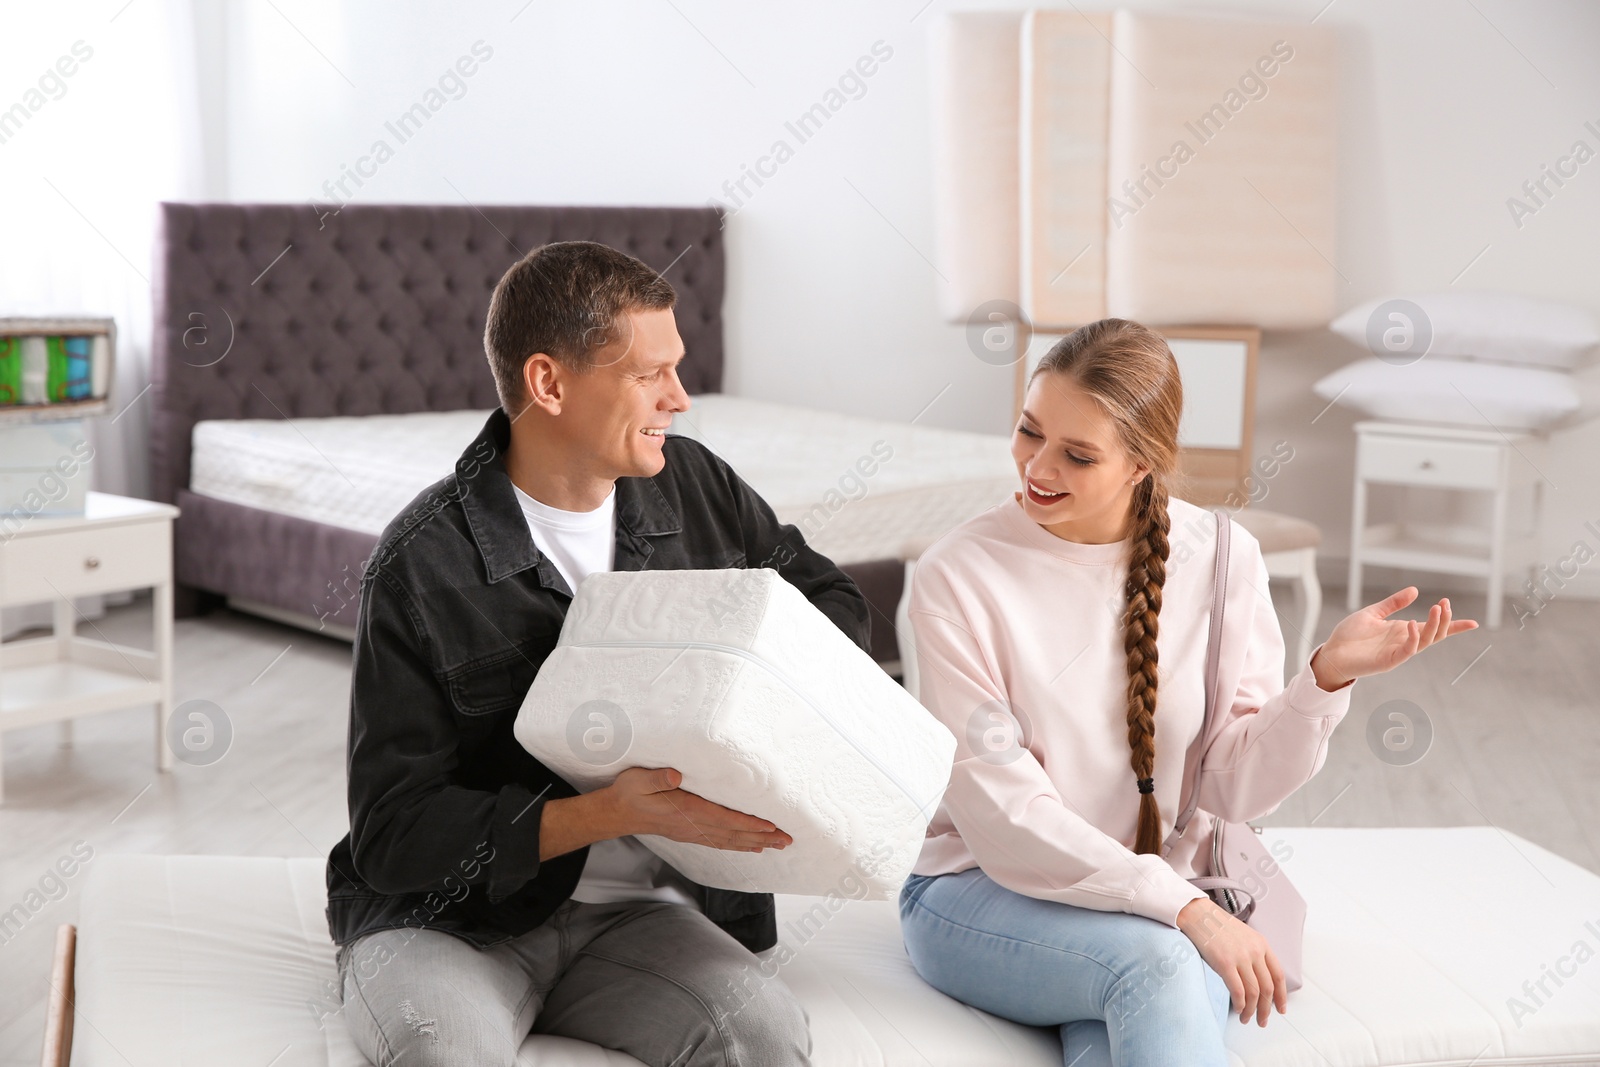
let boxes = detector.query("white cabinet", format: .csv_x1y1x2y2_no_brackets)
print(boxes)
0,491,179,800
1347,421,1544,629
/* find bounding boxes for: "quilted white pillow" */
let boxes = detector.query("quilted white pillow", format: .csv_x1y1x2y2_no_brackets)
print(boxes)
1312,357,1583,431
1330,291,1599,369
514,568,955,899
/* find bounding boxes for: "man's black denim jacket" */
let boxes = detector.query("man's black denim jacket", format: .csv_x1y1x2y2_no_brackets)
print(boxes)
324,407,871,953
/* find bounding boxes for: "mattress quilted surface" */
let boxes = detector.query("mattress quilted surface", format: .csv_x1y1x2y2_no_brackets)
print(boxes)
514,567,957,897
69,828,1600,1066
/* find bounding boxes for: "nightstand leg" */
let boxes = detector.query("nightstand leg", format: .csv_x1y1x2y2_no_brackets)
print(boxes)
52,599,74,641
1529,470,1547,592
54,600,75,748
1347,477,1368,612
1487,471,1509,630
155,580,175,772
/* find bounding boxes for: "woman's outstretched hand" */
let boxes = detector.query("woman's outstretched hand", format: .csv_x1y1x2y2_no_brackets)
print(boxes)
1311,588,1478,691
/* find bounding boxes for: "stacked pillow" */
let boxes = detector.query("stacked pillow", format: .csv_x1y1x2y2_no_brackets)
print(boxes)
1317,291,1598,431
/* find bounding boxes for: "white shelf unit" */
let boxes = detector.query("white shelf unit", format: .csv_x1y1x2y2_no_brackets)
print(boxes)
0,491,178,800
1347,421,1545,630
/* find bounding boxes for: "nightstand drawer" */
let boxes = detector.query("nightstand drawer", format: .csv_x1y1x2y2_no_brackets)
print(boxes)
1,520,171,605
1357,435,1501,490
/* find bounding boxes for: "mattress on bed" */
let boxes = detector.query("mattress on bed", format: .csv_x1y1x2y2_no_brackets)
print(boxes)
69,828,1600,1066
188,396,1018,565
668,394,1017,563
190,409,489,538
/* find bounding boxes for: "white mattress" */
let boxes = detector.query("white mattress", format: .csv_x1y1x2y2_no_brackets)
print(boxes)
929,11,1025,322
1099,11,1339,329
514,567,956,897
71,828,1600,1066
936,10,1339,330
188,395,1016,565
1018,9,1112,327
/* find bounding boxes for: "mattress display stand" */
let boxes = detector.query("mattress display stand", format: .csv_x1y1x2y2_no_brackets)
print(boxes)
0,491,178,801
1347,421,1545,630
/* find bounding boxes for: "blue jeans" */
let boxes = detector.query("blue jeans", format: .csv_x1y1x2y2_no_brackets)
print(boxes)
899,869,1233,1067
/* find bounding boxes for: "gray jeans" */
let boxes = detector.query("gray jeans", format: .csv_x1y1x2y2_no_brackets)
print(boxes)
337,899,810,1067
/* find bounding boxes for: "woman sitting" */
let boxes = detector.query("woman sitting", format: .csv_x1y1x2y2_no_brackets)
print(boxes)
899,318,1474,1066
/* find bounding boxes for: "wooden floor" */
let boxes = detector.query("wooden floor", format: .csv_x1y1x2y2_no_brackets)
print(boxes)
1,586,1597,1061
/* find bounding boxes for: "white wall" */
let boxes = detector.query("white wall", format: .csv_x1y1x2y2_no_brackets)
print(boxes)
213,0,1600,597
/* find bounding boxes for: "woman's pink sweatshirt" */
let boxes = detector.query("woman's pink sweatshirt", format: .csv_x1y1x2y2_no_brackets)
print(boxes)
908,493,1354,928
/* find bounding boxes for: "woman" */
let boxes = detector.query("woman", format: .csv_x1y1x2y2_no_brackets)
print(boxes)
899,319,1474,1066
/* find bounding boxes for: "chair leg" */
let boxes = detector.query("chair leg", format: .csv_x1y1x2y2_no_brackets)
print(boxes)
1296,549,1321,670
895,558,919,702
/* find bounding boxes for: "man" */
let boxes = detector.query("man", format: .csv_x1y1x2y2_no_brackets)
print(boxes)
325,241,870,1065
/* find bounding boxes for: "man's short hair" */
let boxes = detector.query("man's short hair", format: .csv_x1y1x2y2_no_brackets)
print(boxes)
483,240,676,415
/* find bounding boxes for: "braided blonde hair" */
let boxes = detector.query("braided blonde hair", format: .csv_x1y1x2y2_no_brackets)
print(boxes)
1029,319,1184,854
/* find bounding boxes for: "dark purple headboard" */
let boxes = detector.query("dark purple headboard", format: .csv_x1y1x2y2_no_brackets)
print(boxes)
150,203,726,506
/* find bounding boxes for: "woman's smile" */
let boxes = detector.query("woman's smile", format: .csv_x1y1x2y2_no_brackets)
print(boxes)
1024,479,1070,506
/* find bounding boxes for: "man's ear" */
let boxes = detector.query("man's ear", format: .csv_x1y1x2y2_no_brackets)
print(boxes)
520,353,564,416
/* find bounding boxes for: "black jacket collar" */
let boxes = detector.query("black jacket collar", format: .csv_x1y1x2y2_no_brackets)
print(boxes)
457,408,683,588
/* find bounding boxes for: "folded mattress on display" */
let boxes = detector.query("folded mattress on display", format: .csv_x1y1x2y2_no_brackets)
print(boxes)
933,8,1339,329
513,567,957,898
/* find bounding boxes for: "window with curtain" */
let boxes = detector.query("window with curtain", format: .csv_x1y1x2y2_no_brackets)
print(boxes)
0,0,204,637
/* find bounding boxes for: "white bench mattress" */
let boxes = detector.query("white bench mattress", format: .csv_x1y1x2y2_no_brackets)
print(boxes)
70,828,1600,1066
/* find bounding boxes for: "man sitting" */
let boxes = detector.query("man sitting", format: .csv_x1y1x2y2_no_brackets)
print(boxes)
324,240,870,1066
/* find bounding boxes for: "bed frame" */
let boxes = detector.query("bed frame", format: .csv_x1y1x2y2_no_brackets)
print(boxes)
149,203,903,660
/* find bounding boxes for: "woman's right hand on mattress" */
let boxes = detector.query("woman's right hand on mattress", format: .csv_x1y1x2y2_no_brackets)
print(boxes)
1176,897,1287,1027
603,767,793,853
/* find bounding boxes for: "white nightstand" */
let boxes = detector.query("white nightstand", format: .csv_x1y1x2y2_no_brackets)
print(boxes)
1347,421,1545,630
0,491,179,800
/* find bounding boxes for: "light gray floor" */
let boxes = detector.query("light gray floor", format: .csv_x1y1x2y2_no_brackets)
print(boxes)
1,585,1596,1061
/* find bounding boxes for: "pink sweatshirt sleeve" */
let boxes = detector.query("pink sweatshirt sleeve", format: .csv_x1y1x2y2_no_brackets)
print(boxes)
909,591,1207,927
1194,523,1354,823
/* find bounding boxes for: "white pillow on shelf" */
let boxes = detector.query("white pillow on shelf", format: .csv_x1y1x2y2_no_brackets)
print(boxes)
1329,291,1599,370
1312,357,1583,431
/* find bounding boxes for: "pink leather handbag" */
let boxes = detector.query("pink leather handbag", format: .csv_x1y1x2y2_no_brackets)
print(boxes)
1161,508,1307,992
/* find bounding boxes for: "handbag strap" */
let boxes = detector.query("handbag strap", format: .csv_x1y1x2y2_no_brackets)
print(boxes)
1161,507,1230,855
1188,873,1258,922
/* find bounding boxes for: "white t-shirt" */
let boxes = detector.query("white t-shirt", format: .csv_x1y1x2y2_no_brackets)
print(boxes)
512,481,617,594
512,481,700,909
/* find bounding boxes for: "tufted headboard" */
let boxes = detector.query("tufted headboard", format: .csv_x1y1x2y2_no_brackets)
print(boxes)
149,202,726,506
